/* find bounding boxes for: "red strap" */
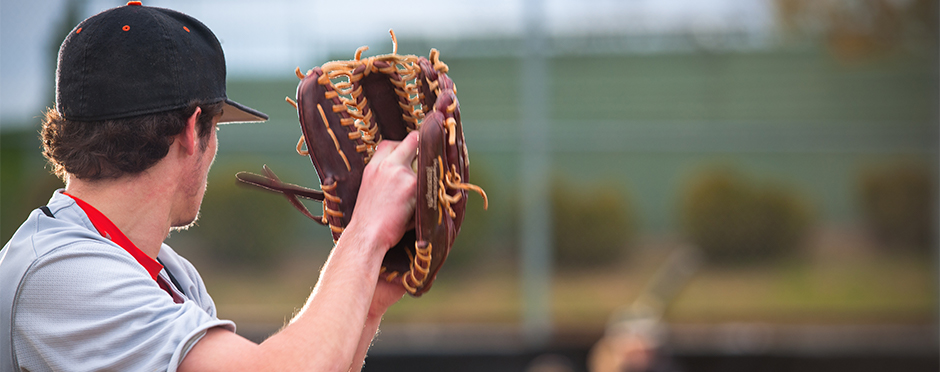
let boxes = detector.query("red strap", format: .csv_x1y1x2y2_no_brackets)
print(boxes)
63,192,164,281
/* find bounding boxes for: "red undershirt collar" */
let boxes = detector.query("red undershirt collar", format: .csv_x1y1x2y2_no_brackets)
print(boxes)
63,191,164,281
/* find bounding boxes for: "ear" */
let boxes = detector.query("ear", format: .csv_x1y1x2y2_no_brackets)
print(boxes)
178,107,202,156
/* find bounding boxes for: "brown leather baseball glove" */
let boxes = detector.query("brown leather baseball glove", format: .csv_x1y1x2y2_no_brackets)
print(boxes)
236,31,486,297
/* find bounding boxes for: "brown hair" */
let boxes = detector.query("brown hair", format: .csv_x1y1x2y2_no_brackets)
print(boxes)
41,101,224,181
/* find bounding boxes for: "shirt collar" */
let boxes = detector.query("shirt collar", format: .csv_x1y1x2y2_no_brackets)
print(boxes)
62,192,164,281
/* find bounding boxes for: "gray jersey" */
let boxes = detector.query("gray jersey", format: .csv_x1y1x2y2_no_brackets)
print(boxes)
0,190,235,372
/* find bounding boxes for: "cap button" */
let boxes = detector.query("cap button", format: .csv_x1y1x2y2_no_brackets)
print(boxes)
127,1,142,6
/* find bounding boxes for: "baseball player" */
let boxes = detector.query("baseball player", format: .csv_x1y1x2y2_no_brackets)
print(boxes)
0,2,415,371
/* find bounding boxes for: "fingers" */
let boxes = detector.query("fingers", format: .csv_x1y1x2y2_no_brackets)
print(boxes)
350,131,420,251
368,140,393,165
371,131,419,167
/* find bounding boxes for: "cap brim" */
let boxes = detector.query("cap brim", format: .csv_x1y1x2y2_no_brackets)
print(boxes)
219,99,268,124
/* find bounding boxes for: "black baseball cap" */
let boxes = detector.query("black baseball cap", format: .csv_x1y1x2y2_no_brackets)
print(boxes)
55,1,267,124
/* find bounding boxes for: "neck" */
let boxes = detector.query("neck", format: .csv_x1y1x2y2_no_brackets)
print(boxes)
64,163,180,259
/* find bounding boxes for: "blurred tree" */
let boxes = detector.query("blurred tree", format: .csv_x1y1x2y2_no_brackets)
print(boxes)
191,167,297,269
1,132,63,244
776,0,938,60
438,162,497,273
858,161,936,253
551,177,635,269
1,0,88,244
681,167,814,265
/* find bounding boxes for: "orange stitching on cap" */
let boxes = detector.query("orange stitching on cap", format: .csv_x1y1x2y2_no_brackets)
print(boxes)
183,26,190,33
76,28,82,34
122,25,130,31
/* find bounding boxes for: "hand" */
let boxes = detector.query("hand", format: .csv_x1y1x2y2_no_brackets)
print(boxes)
347,131,420,255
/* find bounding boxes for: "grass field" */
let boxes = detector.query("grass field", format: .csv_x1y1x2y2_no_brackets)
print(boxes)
189,228,936,338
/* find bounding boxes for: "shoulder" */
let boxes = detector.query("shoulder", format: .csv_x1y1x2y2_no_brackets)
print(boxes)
2,190,235,371
11,243,234,372
1,195,128,317
2,189,145,294
11,240,161,323
1,205,136,296
2,190,108,261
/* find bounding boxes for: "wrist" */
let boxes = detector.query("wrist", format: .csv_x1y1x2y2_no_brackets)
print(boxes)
342,217,385,257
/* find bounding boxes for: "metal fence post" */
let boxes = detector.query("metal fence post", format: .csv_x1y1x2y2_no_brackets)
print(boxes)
520,0,552,347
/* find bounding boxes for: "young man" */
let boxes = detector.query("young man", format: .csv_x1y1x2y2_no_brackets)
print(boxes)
0,2,416,371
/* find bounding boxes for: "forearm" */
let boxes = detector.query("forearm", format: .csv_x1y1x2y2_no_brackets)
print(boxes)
267,226,384,370
180,225,386,372
348,312,384,372
180,134,416,372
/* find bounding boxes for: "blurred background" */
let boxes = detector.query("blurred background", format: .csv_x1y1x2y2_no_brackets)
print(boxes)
2,0,938,371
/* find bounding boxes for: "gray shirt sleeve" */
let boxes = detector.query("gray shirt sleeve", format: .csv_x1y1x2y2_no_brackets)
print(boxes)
12,242,234,372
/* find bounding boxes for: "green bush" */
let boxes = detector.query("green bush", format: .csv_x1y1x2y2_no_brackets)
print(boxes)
680,168,813,264
441,163,497,272
191,168,298,268
551,178,635,269
1,131,64,244
858,162,936,252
